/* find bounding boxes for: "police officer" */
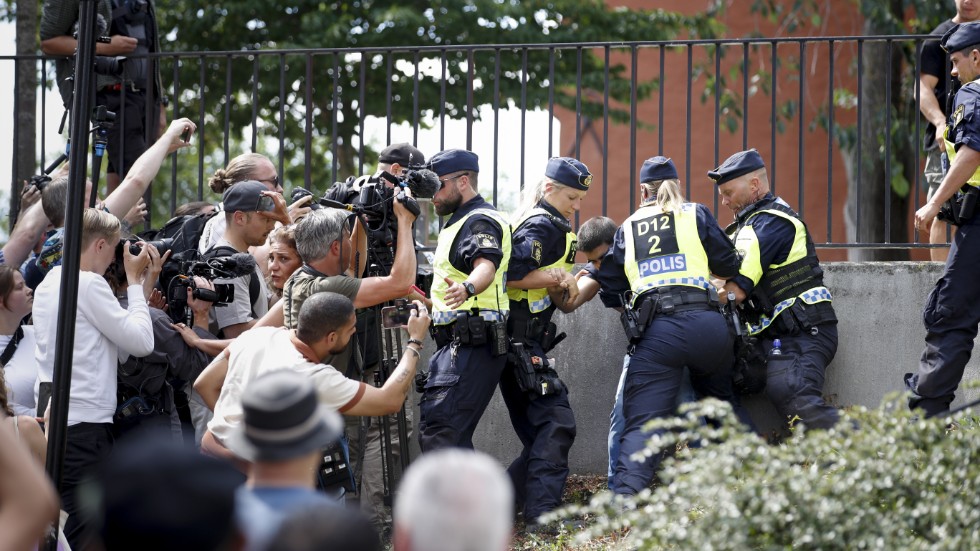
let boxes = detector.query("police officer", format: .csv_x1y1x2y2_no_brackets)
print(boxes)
907,22,980,417
419,149,512,451
713,149,839,430
598,156,740,495
502,157,590,526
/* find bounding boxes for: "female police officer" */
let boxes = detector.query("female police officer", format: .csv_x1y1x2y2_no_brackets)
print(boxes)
597,156,740,495
501,157,589,527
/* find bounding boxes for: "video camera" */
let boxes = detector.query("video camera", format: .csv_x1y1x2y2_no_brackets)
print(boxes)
164,253,258,325
292,167,439,274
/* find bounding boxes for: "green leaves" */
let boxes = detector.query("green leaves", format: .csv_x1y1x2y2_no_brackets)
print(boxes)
548,394,980,550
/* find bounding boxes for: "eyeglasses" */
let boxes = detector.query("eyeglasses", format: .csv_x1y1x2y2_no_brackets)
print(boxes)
438,172,467,189
258,175,281,189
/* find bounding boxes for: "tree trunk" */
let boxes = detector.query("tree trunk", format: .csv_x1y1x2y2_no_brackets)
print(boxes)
844,16,911,261
12,0,39,227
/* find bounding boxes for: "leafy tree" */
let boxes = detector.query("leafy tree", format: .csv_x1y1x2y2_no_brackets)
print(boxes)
744,0,949,260
154,1,722,210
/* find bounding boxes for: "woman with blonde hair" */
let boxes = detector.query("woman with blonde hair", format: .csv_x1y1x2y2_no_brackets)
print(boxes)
500,157,591,526
597,156,741,496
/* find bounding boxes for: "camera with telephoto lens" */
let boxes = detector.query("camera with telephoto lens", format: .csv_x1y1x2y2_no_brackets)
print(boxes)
164,258,246,325
290,187,322,211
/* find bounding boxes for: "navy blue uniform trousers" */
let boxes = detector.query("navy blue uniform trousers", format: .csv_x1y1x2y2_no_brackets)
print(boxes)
418,340,506,451
499,341,577,522
764,321,839,430
612,309,734,495
908,210,980,416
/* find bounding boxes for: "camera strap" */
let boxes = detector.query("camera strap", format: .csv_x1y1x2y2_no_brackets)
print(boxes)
0,326,24,367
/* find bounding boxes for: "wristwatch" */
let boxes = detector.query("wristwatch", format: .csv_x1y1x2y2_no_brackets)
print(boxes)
462,281,477,298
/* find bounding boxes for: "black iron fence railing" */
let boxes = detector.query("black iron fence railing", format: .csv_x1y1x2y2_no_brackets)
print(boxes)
2,35,953,252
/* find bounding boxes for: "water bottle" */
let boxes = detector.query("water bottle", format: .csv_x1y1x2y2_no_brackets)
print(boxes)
770,339,782,356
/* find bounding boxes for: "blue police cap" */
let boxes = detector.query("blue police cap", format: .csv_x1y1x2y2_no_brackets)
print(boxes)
545,157,592,191
708,149,766,185
639,156,678,183
941,22,980,54
428,149,480,177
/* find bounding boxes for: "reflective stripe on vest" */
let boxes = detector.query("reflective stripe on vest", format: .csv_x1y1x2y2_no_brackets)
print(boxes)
731,206,831,336
431,208,512,325
623,203,710,306
506,208,577,313
944,124,980,189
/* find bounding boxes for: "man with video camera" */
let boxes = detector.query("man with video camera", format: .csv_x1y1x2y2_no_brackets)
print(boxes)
41,0,166,192
205,181,279,339
320,142,426,526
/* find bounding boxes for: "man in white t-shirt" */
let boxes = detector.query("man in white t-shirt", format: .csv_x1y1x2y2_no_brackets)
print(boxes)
205,180,278,338
33,208,159,549
195,291,430,465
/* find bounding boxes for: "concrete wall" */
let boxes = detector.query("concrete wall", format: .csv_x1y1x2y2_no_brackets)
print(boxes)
448,262,980,475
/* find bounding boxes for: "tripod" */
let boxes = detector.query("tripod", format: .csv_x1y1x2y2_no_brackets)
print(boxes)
345,209,415,517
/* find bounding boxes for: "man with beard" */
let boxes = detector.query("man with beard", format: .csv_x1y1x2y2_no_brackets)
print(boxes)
418,149,512,451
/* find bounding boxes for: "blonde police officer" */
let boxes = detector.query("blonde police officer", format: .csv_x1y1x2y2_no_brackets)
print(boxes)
501,157,590,528
597,156,740,495
420,149,512,451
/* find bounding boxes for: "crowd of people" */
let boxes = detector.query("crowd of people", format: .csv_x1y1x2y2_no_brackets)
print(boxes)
6,4,980,548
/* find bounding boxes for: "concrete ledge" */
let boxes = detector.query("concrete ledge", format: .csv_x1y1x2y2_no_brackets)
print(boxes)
460,262,980,474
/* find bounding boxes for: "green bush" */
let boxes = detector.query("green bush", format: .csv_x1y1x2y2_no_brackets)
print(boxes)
549,395,980,550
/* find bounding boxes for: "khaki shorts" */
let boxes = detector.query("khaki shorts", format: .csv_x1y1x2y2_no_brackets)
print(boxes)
924,148,944,201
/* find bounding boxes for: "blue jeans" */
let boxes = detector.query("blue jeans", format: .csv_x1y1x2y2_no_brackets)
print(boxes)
606,355,702,489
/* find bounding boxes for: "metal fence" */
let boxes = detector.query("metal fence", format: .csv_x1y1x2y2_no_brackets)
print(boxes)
2,34,950,252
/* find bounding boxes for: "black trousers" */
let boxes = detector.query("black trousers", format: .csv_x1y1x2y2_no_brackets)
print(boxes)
62,422,114,550
95,87,152,178
909,209,980,416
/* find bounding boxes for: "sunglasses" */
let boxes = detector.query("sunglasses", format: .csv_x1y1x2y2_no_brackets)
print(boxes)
258,175,281,189
438,172,468,190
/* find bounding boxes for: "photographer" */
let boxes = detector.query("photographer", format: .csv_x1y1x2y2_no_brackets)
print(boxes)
32,208,160,549
206,181,278,339
321,142,425,526
105,247,218,443
40,0,166,192
24,118,195,288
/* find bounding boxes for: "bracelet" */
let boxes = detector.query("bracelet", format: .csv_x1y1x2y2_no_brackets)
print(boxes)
407,338,424,348
405,346,421,359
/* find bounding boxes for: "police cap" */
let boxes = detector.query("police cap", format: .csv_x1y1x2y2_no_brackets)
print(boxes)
708,149,766,186
639,156,678,183
545,157,593,190
428,149,480,177
378,142,425,167
941,22,980,54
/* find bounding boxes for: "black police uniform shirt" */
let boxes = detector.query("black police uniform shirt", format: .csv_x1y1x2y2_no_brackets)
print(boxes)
921,19,961,149
443,195,506,274
949,80,980,153
506,199,570,322
507,200,570,283
726,193,803,297
596,202,739,309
